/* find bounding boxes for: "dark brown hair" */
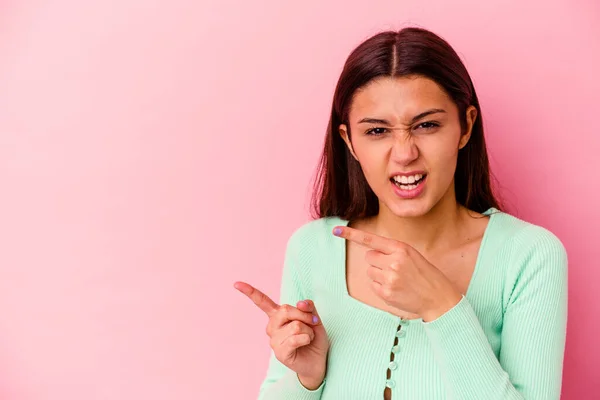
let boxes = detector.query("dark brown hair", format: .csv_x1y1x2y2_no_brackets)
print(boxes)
310,27,502,220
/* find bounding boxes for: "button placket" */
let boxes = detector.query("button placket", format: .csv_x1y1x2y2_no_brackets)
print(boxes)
385,318,409,394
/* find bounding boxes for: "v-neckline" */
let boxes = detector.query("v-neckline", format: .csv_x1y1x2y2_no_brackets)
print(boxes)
334,207,499,322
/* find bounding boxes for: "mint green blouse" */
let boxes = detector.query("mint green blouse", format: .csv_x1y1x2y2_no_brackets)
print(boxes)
257,208,568,399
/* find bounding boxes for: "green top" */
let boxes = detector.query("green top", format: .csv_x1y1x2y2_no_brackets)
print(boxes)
257,208,568,399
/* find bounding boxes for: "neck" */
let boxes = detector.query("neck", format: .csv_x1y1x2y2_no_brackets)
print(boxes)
372,191,465,254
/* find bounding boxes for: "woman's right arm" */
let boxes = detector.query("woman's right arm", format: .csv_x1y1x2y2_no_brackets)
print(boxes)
257,349,326,400
237,230,328,400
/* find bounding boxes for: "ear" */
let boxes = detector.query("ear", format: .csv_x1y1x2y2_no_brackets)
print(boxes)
339,123,358,160
459,106,478,150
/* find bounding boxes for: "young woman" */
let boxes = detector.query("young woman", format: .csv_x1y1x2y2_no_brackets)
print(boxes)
234,27,568,399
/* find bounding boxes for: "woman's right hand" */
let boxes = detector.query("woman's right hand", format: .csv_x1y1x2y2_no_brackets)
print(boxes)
234,281,329,389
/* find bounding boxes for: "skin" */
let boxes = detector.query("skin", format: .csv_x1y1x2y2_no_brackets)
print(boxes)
233,282,328,390
235,74,489,390
336,74,485,320
338,74,478,249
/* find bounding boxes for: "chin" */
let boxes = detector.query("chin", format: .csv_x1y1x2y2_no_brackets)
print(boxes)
386,201,433,218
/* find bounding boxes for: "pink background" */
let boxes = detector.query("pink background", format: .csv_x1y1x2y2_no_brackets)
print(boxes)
0,0,598,399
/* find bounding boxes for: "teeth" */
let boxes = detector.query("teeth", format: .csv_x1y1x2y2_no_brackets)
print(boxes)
399,184,417,190
393,173,423,184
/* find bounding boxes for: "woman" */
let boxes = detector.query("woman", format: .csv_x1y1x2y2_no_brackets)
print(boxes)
234,27,568,399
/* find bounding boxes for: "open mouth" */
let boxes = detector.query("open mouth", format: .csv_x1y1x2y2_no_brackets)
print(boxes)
390,174,427,191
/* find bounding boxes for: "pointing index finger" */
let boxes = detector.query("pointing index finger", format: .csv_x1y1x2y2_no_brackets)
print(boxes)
234,281,279,316
333,226,400,254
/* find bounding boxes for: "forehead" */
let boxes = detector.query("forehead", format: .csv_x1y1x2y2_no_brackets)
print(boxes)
348,75,455,123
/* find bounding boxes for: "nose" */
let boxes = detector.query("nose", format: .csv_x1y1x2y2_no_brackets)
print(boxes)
390,134,419,166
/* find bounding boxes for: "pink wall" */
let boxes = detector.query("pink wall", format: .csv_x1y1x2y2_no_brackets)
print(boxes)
0,0,598,399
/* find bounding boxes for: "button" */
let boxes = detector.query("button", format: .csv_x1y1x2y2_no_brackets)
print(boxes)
385,379,396,389
395,329,406,338
391,345,400,354
399,318,410,326
388,361,398,371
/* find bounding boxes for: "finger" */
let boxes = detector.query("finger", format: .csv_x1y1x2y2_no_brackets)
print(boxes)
370,280,385,298
269,304,319,333
296,300,322,325
281,333,312,352
277,320,315,344
332,226,402,254
233,281,279,316
364,249,387,269
366,265,385,284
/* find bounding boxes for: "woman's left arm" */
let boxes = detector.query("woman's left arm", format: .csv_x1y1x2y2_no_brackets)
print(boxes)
422,227,568,400
333,223,568,399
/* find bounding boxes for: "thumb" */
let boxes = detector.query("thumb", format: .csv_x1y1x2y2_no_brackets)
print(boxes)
297,299,322,326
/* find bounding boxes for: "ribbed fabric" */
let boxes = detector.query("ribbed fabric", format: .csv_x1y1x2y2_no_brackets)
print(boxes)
257,208,568,400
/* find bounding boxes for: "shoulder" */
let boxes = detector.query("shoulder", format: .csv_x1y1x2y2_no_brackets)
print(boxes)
490,211,568,297
281,216,344,297
488,211,569,313
285,216,346,251
491,210,567,258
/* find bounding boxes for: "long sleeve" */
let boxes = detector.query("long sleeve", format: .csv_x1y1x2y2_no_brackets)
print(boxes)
257,228,325,400
421,226,568,399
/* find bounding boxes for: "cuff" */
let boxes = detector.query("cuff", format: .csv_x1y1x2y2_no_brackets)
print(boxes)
421,295,480,339
278,370,326,400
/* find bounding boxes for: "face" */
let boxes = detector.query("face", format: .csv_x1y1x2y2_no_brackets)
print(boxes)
339,75,477,218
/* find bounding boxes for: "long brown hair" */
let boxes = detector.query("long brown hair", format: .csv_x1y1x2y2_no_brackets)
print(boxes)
310,27,502,220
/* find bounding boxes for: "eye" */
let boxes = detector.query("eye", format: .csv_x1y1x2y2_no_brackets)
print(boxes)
365,127,388,136
414,121,440,131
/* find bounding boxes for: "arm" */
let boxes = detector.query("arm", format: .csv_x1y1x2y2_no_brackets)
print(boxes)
257,230,326,400
421,227,568,399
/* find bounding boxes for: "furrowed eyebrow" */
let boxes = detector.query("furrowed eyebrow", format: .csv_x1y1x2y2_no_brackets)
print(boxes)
357,109,446,125
357,117,391,125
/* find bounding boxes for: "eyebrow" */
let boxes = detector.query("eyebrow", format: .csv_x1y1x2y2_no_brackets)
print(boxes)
357,108,447,125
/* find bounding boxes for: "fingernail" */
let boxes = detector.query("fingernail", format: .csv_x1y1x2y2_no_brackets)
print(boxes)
312,315,319,324
333,227,342,236
299,300,308,307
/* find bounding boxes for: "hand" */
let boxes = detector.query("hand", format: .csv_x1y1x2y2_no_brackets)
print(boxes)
233,281,329,389
333,226,462,322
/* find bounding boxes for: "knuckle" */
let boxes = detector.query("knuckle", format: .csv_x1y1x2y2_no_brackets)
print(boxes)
395,245,409,257
381,286,393,300
365,250,377,263
391,241,405,251
291,320,303,333
279,304,292,315
362,234,373,245
257,291,266,303
383,276,392,287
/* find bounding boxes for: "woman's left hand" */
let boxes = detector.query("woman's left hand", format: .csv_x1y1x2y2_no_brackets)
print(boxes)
333,225,463,322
